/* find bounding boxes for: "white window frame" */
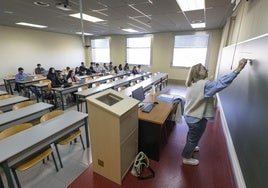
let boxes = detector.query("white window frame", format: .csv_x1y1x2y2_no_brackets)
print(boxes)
172,34,209,68
126,35,152,66
91,37,111,63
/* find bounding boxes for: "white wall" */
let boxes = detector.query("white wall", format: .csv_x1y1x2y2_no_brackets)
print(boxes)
89,29,222,81
0,26,86,80
222,0,268,45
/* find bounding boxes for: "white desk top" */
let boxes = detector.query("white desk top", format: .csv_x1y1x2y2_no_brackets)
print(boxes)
0,102,53,128
0,91,8,96
0,110,88,163
121,73,167,96
74,74,143,98
16,77,46,84
0,96,29,107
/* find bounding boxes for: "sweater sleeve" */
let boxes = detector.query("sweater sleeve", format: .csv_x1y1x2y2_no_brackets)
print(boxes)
204,72,237,97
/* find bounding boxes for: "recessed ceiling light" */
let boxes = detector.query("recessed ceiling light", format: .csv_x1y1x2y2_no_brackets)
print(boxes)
122,28,138,33
191,23,206,28
76,32,93,36
176,0,205,12
70,13,104,23
4,11,14,14
33,1,50,7
16,22,48,28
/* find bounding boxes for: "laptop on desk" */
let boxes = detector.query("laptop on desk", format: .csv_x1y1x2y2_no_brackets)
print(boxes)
23,76,34,81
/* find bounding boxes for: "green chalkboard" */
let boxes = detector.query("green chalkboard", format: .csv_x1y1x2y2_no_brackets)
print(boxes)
218,34,268,188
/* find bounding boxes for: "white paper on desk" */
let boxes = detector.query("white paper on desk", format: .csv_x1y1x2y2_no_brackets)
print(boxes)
156,94,174,103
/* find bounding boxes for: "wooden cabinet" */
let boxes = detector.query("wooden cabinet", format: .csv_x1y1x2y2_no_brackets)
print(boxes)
87,89,139,185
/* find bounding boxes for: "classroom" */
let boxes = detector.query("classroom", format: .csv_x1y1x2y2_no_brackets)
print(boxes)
0,0,268,187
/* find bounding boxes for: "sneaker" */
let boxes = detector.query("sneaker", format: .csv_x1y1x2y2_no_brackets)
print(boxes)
182,158,199,165
194,146,200,152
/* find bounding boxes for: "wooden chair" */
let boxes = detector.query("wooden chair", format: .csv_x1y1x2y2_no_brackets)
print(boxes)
130,81,136,86
92,82,100,88
117,86,127,92
39,79,54,103
0,94,14,100
5,74,15,79
0,123,58,188
40,110,85,168
12,100,36,110
93,75,100,79
86,77,92,82
106,79,113,83
114,77,120,81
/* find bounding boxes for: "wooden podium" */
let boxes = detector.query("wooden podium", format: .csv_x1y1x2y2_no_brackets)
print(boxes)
87,89,139,185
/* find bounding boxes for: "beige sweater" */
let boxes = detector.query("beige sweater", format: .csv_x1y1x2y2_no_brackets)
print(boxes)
184,80,214,119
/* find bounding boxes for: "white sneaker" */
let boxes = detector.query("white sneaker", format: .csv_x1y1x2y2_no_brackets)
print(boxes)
182,158,199,165
194,146,200,152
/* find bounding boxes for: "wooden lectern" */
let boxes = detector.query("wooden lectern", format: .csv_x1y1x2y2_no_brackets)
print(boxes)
87,89,139,185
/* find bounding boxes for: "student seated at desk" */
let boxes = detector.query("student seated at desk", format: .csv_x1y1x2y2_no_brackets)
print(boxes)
75,67,83,76
35,63,45,75
66,70,81,84
47,67,64,88
15,67,28,81
15,67,39,97
132,66,139,75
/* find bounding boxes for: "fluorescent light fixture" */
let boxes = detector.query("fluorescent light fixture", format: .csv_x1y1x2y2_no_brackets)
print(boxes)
122,28,138,33
16,22,47,28
191,23,206,28
76,32,93,36
176,0,205,11
69,13,104,23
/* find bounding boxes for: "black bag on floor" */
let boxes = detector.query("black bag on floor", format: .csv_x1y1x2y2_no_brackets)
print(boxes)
131,152,155,180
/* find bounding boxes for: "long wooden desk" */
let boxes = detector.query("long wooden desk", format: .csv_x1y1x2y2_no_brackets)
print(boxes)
0,110,88,188
138,92,174,161
0,102,53,131
0,96,29,112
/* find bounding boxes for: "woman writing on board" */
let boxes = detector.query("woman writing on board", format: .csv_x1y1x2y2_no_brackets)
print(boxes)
182,58,248,165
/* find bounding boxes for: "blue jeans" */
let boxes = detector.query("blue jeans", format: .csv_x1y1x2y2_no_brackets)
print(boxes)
182,118,207,158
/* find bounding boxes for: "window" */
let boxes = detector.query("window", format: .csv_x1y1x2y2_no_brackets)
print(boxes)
91,38,110,63
126,36,152,65
172,34,209,67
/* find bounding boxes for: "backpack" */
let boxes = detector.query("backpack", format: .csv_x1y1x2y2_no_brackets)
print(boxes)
131,152,155,180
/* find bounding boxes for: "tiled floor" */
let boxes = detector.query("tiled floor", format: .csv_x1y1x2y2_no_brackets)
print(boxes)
1,83,235,188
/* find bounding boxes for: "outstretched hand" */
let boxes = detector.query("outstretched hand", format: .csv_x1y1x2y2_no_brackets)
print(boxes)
234,58,247,74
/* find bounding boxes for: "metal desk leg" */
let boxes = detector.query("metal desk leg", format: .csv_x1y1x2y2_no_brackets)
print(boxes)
76,95,80,111
8,80,14,95
3,80,9,94
53,90,57,109
84,118,90,148
60,92,64,110
1,162,15,188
